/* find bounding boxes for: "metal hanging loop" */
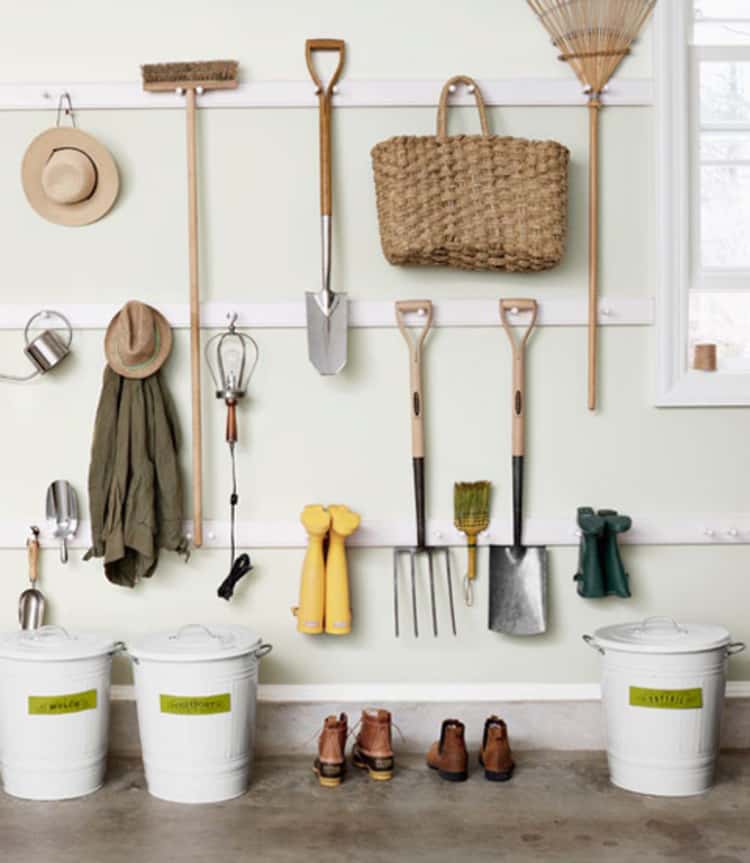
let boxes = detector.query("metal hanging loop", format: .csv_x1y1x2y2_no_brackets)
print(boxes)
56,92,76,129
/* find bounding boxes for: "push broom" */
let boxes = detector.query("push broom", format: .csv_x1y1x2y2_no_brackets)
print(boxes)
526,0,656,411
141,60,239,547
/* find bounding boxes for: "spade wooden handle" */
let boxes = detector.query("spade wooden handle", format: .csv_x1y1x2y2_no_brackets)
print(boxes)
500,299,537,458
305,39,346,217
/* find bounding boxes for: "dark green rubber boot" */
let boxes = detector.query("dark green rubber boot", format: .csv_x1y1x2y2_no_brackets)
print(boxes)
598,509,632,598
573,507,606,598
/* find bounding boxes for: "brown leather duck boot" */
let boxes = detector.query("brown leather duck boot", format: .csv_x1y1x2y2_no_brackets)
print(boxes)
479,715,514,782
313,713,348,787
352,709,394,781
427,719,469,782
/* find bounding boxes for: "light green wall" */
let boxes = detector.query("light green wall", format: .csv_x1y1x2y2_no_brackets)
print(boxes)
1,2,747,686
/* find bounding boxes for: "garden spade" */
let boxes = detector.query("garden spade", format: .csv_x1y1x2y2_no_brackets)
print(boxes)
489,299,548,636
305,39,348,375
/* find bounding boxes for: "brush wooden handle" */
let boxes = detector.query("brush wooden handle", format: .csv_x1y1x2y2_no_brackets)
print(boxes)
499,299,537,458
186,88,203,548
305,39,345,217
395,300,433,460
27,534,39,585
588,99,601,412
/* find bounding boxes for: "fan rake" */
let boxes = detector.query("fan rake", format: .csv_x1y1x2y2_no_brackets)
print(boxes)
526,0,657,411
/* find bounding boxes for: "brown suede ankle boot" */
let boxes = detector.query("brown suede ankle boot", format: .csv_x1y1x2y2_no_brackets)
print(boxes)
479,715,514,782
313,713,348,787
427,719,469,782
352,709,394,781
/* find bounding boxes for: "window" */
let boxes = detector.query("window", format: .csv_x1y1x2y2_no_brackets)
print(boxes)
656,0,750,403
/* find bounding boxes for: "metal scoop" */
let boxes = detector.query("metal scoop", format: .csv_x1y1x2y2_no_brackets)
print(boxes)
46,480,78,564
19,527,45,630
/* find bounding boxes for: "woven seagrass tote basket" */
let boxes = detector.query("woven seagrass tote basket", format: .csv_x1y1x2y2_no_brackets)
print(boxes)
371,75,570,272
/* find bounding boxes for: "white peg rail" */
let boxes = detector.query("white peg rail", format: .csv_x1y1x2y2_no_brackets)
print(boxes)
0,298,654,331
2,514,748,551
0,78,653,112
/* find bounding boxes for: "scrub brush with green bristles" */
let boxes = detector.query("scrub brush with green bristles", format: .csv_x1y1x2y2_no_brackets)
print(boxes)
454,481,491,607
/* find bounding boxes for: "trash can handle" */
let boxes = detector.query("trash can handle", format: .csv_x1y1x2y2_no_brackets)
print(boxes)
635,617,686,635
171,624,221,642
727,642,746,656
254,643,273,659
582,634,604,655
23,624,72,642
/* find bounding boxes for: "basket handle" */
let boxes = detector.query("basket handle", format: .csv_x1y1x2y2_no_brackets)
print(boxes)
437,75,490,139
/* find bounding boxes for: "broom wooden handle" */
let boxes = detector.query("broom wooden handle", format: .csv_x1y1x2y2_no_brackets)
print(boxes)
588,99,601,412
186,88,203,548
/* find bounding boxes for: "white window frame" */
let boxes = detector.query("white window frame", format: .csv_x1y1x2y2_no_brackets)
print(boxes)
656,0,750,405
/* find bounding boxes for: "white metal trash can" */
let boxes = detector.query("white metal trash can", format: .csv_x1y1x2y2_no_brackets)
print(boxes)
128,624,272,804
584,617,746,797
0,625,120,800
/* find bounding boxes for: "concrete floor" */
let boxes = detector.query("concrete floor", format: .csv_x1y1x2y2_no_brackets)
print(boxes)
1,752,749,863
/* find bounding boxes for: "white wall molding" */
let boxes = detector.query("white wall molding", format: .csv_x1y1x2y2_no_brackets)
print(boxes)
0,298,654,331
6,512,750,551
110,681,750,703
0,78,653,112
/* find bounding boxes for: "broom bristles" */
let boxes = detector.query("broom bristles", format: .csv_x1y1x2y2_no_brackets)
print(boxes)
526,0,656,95
142,60,238,89
454,481,491,535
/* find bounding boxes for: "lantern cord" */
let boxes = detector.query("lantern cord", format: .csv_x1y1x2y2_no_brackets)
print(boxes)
217,442,253,600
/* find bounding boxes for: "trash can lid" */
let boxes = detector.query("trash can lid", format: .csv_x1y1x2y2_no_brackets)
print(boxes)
0,625,119,661
593,617,732,654
127,624,266,662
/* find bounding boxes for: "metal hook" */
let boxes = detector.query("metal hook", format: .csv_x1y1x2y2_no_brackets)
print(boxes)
463,575,474,607
56,92,76,129
226,312,239,333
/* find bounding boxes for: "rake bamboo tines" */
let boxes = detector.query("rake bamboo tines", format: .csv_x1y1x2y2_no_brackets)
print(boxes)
526,0,657,411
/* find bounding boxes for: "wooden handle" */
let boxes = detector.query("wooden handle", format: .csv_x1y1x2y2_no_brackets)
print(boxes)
437,75,490,138
500,299,537,457
226,400,237,444
467,537,478,583
186,88,203,548
27,534,39,585
588,100,601,412
395,300,433,459
305,39,346,217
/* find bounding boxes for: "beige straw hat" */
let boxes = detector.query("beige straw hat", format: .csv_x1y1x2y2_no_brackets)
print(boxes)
22,127,119,227
105,301,173,379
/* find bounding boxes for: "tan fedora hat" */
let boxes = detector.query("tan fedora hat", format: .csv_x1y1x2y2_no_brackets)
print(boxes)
22,127,119,227
105,301,173,380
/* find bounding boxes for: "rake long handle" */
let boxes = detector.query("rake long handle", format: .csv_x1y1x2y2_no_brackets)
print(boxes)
186,88,203,548
588,99,600,412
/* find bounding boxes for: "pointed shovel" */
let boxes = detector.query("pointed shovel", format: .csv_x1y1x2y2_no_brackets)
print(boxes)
489,299,548,636
305,39,348,375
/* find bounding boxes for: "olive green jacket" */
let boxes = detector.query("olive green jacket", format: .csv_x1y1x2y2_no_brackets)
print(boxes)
85,367,188,587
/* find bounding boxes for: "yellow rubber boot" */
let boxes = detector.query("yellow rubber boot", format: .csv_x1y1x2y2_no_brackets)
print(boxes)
325,505,360,635
294,505,331,634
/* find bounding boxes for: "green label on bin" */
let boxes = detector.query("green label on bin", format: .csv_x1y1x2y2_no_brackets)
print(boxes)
629,686,703,710
28,689,97,716
160,693,231,715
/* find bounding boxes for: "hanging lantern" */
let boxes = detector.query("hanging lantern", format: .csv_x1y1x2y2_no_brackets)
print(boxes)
205,314,259,600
